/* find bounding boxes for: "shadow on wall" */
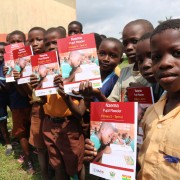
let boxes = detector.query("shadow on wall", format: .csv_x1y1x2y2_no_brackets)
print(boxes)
54,0,76,8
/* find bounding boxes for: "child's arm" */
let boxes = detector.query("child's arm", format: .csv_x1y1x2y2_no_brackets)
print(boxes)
73,80,110,102
54,75,86,119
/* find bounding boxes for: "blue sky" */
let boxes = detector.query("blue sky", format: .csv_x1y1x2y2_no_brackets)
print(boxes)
76,0,180,38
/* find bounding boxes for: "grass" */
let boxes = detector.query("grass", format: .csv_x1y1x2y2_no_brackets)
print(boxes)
0,110,42,180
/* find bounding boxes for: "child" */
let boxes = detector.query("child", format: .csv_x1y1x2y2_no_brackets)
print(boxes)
27,27,50,179
5,31,34,174
90,122,115,160
135,32,164,102
0,42,12,156
30,30,85,179
68,20,83,36
57,26,66,37
138,19,180,180
44,27,66,52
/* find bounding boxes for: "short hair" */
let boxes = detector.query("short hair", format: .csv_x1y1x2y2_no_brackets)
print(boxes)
9,30,26,42
68,21,83,32
45,27,66,38
94,33,103,50
28,27,46,36
138,32,152,42
57,26,66,37
151,19,180,38
0,42,7,46
100,34,107,39
124,19,154,33
102,37,124,55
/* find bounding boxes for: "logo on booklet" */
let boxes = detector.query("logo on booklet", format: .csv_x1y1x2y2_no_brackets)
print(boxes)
93,168,104,174
122,174,131,180
109,171,116,178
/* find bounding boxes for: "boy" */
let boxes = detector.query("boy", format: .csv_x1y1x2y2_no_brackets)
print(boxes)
44,27,66,52
138,19,180,180
135,33,164,102
68,21,83,36
90,122,115,153
0,42,12,156
5,31,33,174
57,26,66,38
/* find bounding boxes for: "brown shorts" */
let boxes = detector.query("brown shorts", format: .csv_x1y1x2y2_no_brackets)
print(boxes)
12,107,31,139
43,116,84,176
29,103,46,149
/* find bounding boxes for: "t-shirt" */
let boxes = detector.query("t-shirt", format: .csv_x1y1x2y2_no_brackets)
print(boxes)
90,132,101,151
138,94,180,180
108,63,150,102
43,94,79,117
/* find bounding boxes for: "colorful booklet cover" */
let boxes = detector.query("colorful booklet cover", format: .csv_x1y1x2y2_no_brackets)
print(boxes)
90,102,138,180
4,42,25,82
31,51,60,96
127,87,154,145
12,46,33,84
57,33,102,95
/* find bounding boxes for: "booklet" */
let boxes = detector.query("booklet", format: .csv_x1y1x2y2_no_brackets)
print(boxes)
4,42,25,82
31,51,60,96
57,33,102,96
12,46,33,84
127,87,154,145
90,102,138,180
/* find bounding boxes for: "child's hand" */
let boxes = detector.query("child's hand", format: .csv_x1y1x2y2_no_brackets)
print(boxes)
13,70,21,80
84,138,97,162
30,74,39,89
54,75,68,98
3,66,8,75
73,80,101,98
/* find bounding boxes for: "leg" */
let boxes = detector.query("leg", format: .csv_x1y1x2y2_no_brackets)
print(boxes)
37,148,49,180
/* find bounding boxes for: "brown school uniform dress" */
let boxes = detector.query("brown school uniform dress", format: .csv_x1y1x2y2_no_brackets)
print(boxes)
42,94,84,176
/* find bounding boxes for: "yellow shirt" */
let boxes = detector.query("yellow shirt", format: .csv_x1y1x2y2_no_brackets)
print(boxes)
114,66,121,77
138,94,180,180
43,94,79,117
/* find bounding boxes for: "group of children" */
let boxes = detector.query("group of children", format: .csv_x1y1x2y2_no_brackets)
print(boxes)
0,18,179,180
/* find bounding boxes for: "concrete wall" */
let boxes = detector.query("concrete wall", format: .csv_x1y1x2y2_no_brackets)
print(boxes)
0,0,76,41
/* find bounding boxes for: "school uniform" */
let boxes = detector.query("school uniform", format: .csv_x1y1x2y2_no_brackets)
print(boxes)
108,63,150,102
138,94,180,180
42,94,84,176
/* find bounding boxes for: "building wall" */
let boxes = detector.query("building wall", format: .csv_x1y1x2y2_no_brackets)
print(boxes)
0,0,76,41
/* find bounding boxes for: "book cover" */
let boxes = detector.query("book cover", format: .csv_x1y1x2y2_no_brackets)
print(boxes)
90,102,138,180
57,33,102,95
31,51,60,96
127,87,154,145
13,46,33,84
4,43,25,82
5,42,24,53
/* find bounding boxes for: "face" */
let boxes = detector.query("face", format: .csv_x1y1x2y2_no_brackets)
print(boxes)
0,45,5,61
98,40,122,73
28,30,45,54
9,34,24,44
101,127,114,145
151,29,180,93
70,52,82,67
38,65,47,78
19,58,27,69
45,31,63,52
136,39,156,83
122,24,147,63
68,24,82,36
